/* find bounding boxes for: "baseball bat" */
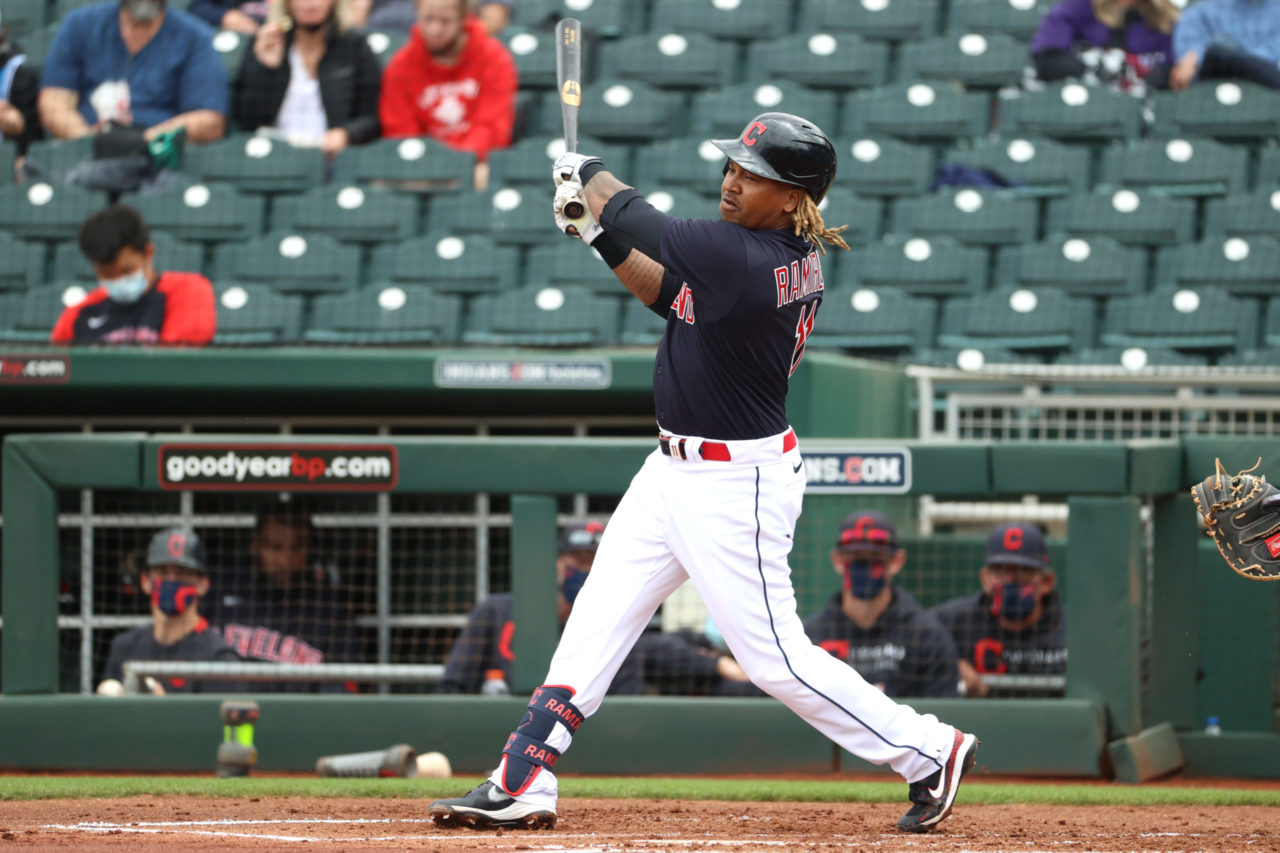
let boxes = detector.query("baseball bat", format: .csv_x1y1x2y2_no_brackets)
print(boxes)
555,17,585,220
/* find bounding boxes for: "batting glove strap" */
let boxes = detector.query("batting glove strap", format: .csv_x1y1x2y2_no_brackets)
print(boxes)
553,151,603,186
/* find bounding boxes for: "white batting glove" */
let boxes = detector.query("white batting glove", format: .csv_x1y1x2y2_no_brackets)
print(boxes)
552,151,603,187
553,181,603,243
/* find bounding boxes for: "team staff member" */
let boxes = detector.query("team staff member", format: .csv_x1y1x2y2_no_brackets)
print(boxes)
51,205,215,345
429,113,979,835
929,522,1067,698
805,511,959,699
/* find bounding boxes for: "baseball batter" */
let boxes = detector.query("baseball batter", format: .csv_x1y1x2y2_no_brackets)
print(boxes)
430,113,979,834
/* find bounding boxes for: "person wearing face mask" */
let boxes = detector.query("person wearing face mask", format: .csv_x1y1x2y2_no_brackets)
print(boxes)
50,205,216,346
928,522,1067,699
803,511,959,699
99,529,245,695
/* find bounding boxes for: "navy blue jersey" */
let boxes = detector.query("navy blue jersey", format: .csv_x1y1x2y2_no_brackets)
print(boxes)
928,591,1068,680
103,619,245,693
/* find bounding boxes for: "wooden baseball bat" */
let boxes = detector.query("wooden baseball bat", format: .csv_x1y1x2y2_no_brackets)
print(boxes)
556,17,585,220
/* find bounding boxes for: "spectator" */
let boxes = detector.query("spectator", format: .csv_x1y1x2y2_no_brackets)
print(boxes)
348,0,510,40
379,0,516,190
1169,0,1280,91
99,528,244,695
929,522,1067,698
51,205,216,345
38,0,227,144
0,6,42,154
232,0,381,156
634,625,757,696
804,511,959,699
189,0,267,34
203,502,360,692
1031,0,1178,91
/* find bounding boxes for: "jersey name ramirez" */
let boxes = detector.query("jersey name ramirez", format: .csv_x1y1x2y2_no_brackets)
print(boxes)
774,249,825,308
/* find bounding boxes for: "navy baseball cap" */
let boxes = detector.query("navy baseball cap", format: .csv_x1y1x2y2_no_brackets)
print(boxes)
559,521,604,554
146,527,205,572
985,522,1049,569
835,510,899,553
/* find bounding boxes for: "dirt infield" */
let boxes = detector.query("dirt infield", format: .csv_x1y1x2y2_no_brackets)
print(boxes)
2,797,1277,851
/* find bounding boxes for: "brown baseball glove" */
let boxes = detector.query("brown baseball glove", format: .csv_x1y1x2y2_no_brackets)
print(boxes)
1191,458,1280,581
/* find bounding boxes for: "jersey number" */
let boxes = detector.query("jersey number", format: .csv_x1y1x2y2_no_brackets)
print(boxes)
788,303,817,377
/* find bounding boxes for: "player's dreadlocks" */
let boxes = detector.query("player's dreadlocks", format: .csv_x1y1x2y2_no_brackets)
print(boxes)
793,195,850,256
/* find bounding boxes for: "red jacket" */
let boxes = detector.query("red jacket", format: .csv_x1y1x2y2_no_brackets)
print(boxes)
378,15,517,160
50,272,216,346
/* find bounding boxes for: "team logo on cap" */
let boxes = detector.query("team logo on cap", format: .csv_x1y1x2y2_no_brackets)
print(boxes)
742,121,767,146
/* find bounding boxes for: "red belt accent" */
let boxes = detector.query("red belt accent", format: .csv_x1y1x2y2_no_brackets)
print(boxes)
659,429,796,462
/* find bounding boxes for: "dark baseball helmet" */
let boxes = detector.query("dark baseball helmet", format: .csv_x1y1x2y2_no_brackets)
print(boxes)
147,527,206,572
711,112,838,203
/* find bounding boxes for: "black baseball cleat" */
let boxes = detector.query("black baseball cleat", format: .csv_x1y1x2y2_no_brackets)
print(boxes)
429,781,557,830
896,731,979,833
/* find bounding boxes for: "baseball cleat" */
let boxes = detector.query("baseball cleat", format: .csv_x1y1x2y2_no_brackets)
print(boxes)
428,781,556,830
896,730,979,833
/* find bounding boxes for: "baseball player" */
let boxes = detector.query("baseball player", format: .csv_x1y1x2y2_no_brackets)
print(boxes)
429,113,979,834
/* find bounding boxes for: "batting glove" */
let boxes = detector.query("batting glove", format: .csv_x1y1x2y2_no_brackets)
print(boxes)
553,181,603,243
553,151,603,187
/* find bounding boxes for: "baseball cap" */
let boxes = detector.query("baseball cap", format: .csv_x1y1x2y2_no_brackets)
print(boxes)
834,510,899,553
985,522,1049,569
559,521,604,554
146,527,205,572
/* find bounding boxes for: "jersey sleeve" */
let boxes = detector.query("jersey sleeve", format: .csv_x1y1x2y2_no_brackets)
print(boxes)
660,218,750,322
157,273,217,345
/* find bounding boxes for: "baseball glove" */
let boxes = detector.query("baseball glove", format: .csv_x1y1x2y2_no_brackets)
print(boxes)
1191,458,1280,581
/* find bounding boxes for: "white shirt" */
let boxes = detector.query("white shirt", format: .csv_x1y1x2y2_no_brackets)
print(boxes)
274,46,328,142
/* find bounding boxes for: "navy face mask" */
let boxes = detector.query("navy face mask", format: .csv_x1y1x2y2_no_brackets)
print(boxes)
561,568,588,605
843,559,888,600
990,581,1039,621
152,578,199,616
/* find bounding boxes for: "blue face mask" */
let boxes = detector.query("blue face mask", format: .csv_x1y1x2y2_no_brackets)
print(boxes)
102,270,149,304
990,581,1039,621
843,559,888,600
561,568,588,605
151,578,199,616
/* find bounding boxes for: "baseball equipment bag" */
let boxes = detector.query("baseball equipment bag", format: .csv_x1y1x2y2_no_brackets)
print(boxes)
1191,458,1280,581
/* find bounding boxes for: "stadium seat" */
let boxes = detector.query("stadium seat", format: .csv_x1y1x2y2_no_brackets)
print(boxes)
898,32,1029,90
489,135,630,188
1152,81,1280,141
905,344,1043,368
995,234,1147,296
424,187,547,246
0,283,82,343
938,286,1095,353
18,22,63,70
598,32,737,90
891,189,1038,246
632,136,729,192
510,0,638,37
502,28,558,88
524,241,619,294
1045,189,1195,248
835,137,935,198
305,284,463,345
1055,346,1209,367
538,80,683,142
365,233,520,295
620,298,668,346
463,284,620,346
213,283,305,344
941,136,1089,197
1098,138,1247,197
22,136,96,178
1267,304,1280,349
209,29,250,77
638,186,722,220
1,141,14,186
650,0,795,40
331,137,475,191
689,82,840,138
1155,237,1280,297
364,30,409,68
2,0,46,39
796,0,941,41
1255,145,1280,187
52,231,206,282
184,135,326,194
815,188,881,249
1203,190,1280,239
125,182,265,244
947,0,1051,39
271,185,419,244
211,231,362,294
841,82,990,142
807,287,937,356
1102,286,1255,354
0,182,108,242
0,234,45,291
999,82,1143,142
53,0,98,22
1218,347,1280,367
745,32,889,90
840,235,988,297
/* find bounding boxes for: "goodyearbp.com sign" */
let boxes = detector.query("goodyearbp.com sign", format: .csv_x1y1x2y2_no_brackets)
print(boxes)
158,444,398,491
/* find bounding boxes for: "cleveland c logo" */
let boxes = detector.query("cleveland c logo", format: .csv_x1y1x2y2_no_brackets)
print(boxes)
168,532,186,559
1003,526,1023,551
743,121,767,146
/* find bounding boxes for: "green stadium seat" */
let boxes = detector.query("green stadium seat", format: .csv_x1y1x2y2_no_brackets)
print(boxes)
942,136,1089,197
891,189,1038,246
1267,305,1280,349
632,136,728,193
797,0,941,41
1152,81,1280,141
489,135,630,187
306,284,463,345
620,298,668,346
0,283,82,343
524,241,618,294
635,186,722,220
841,235,988,297
1055,346,1209,367
947,0,1051,39
898,32,1028,89
502,27,558,89
124,182,265,244
999,82,1143,142
364,30,409,68
463,284,620,346
54,0,101,20
841,82,990,142
510,0,638,38
365,232,520,295
271,184,418,244
0,182,107,242
52,231,205,282
331,137,475,191
1155,237,1280,297
22,136,96,177
939,286,1095,354
538,80,683,142
995,234,1146,296
745,32,889,90
835,137,935,198
1,141,14,185
650,0,795,40
211,231,361,294
213,283,305,344
689,82,839,139
0,234,46,291
185,135,326,194
815,188,881,249
1218,348,1280,367
1045,189,1195,248
1102,285,1254,354
807,287,937,356
17,22,62,70
424,186,547,246
2,0,47,39
209,29,250,77
1203,191,1280,239
1098,138,1247,197
905,345,1042,368
598,32,737,90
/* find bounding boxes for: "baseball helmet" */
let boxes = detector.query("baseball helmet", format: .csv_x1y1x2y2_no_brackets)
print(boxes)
711,112,838,202
147,527,206,572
